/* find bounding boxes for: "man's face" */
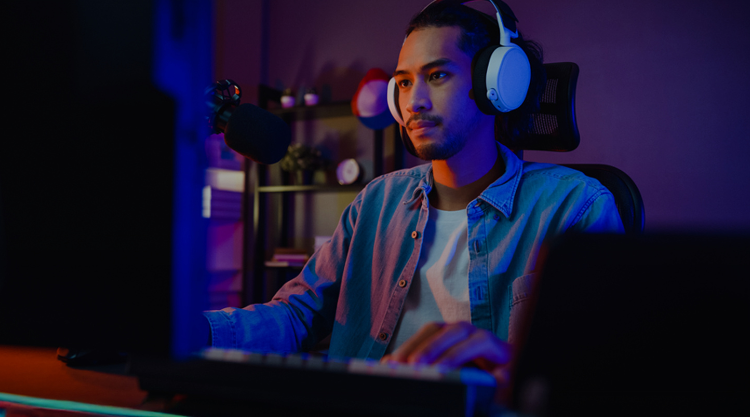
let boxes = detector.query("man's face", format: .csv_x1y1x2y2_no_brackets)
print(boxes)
393,26,483,161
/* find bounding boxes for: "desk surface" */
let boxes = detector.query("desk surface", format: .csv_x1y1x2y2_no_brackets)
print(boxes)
0,345,149,410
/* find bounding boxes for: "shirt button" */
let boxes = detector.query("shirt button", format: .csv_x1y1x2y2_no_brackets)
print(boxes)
379,332,389,341
411,231,419,239
398,279,407,288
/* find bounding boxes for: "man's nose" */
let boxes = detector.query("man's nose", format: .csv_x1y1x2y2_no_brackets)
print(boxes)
405,82,432,115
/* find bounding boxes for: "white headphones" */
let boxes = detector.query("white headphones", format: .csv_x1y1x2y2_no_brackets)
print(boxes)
387,0,531,127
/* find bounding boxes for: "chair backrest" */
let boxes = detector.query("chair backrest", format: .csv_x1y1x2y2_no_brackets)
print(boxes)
500,62,581,152
501,62,645,233
563,164,645,233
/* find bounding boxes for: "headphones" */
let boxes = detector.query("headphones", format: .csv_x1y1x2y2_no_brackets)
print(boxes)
387,0,531,133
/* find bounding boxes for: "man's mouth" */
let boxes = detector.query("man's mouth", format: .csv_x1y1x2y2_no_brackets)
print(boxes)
409,120,437,129
407,119,439,136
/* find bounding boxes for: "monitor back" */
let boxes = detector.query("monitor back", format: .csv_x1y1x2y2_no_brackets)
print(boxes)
1,0,208,356
511,232,750,416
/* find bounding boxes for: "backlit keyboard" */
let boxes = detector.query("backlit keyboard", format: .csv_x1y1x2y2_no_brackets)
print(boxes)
134,347,497,416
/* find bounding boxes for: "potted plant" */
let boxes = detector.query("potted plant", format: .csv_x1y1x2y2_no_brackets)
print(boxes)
279,143,325,185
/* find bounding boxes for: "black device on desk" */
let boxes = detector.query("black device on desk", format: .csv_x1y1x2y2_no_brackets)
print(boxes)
510,232,750,416
1,1,181,356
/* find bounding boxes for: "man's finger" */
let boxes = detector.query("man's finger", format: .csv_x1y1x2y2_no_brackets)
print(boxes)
386,322,445,363
403,321,475,364
431,329,512,368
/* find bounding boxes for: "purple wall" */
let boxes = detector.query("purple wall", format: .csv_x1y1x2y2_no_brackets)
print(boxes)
217,0,750,231
213,0,263,103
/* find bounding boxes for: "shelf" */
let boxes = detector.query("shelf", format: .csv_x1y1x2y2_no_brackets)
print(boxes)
269,101,352,120
258,184,365,193
245,85,395,304
264,261,305,269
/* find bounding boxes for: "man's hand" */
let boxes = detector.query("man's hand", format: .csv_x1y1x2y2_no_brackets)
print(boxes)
381,321,513,402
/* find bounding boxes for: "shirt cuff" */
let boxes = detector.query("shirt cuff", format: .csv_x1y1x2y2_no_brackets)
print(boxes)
202,309,236,348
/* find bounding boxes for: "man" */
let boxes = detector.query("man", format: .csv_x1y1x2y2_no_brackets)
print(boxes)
204,1,623,389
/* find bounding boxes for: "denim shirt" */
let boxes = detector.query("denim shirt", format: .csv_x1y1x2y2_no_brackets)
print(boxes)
204,144,624,360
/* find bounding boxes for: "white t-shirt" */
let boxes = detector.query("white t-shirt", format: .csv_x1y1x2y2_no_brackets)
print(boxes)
386,205,471,353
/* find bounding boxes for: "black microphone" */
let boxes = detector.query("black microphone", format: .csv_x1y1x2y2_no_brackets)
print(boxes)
206,80,291,165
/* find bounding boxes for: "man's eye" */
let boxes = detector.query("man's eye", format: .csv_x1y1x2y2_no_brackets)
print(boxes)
398,79,411,88
430,72,447,81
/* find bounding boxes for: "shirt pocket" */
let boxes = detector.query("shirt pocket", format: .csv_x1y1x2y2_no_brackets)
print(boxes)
508,273,537,345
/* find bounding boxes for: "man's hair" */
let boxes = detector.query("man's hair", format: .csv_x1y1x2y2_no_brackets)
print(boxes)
406,1,546,145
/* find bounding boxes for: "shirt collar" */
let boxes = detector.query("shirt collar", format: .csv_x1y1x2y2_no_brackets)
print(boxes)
405,143,523,216
478,143,523,218
404,166,433,206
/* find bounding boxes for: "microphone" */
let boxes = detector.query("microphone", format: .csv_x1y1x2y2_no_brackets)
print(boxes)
206,80,291,165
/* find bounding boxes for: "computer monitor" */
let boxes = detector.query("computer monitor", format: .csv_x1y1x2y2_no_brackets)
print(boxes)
510,232,750,415
1,0,212,359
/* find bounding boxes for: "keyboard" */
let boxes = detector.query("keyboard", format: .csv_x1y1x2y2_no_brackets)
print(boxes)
133,347,497,417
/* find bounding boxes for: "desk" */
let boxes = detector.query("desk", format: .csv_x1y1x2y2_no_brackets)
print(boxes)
0,346,343,417
0,346,166,415
1,346,500,417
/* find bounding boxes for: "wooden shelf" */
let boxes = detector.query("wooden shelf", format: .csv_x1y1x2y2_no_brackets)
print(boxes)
258,184,365,193
263,263,305,269
269,101,352,120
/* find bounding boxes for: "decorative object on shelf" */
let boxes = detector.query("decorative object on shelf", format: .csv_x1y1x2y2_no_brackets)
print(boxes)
279,143,325,185
281,88,295,108
351,68,395,130
265,247,309,268
303,88,319,106
336,159,362,185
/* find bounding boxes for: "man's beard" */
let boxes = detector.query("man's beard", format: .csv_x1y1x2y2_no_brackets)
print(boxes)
409,113,480,161
413,129,469,161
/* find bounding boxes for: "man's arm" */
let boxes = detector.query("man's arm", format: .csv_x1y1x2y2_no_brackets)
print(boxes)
202,194,362,352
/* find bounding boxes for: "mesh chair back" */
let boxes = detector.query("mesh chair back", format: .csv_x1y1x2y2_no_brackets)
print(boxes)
499,62,581,152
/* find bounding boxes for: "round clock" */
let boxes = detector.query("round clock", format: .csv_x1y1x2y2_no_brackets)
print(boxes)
336,159,362,185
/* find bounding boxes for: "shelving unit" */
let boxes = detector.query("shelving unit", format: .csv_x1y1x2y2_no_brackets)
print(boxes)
241,85,401,304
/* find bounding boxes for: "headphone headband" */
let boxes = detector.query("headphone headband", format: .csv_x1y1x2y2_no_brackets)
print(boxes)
428,0,518,44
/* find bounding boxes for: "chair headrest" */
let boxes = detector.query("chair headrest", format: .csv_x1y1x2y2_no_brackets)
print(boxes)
498,62,580,152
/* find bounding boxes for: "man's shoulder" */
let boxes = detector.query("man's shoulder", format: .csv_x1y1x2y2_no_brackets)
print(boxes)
345,163,429,209
361,164,430,192
519,161,610,194
374,164,431,182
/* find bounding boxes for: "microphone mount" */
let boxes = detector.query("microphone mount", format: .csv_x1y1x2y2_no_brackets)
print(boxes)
206,79,242,134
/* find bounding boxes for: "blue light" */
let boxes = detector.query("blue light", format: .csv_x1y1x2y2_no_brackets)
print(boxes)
152,0,213,359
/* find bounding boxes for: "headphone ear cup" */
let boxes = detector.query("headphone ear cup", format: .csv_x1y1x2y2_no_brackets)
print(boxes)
472,45,502,116
473,44,531,114
387,77,405,126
